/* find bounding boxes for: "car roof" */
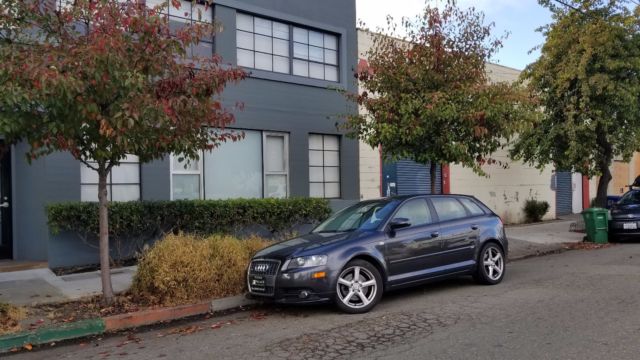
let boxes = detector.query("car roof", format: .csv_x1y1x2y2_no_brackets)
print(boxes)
374,194,478,201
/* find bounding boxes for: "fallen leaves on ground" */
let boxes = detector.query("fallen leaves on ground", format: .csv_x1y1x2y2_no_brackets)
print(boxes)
564,242,614,250
0,302,26,335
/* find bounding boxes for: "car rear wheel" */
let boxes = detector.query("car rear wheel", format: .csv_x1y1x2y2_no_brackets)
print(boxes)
474,243,505,285
335,260,382,314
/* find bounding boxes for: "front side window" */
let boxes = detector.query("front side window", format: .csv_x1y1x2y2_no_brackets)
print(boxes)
236,13,339,82
309,134,340,199
393,199,432,228
80,155,141,202
431,197,469,222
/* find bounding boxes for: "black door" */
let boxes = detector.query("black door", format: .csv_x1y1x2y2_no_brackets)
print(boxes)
384,198,444,285
429,197,476,270
0,142,12,259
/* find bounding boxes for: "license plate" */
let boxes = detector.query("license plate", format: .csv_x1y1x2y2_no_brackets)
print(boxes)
249,275,266,292
623,222,637,230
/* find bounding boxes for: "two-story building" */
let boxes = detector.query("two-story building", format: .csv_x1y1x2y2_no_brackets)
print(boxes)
0,0,359,266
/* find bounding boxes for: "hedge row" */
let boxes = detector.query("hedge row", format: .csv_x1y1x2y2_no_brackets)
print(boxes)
46,198,332,237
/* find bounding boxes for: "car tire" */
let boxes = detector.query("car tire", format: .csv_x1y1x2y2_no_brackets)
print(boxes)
473,242,506,285
335,260,383,314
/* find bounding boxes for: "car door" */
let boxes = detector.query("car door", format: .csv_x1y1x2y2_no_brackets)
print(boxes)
428,196,476,271
384,198,443,284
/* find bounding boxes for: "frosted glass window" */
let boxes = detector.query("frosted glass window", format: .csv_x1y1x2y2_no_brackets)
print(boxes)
236,13,253,32
254,17,272,36
309,31,324,47
293,27,340,81
274,56,289,73
237,48,254,68
308,134,340,199
324,34,337,50
254,34,272,53
265,175,287,199
273,39,289,56
325,65,338,82
255,52,273,71
294,43,309,59
293,27,308,43
80,155,140,202
293,60,309,77
324,49,337,65
309,46,324,62
172,174,201,200
309,62,324,79
265,136,285,172
205,130,263,199
237,31,253,50
273,22,289,39
236,13,290,75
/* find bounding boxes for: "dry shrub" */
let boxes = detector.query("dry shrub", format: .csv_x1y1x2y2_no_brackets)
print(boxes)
131,233,271,306
0,302,26,335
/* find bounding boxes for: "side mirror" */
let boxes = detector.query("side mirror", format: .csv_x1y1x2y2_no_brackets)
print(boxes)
389,217,411,230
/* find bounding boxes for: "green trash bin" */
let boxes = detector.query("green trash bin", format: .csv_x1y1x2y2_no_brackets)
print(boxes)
582,208,609,244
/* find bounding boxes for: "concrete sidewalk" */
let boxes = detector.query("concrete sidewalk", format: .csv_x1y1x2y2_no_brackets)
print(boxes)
507,217,585,260
0,267,135,306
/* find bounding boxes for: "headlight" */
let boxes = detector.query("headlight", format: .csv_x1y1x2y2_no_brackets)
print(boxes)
285,255,327,270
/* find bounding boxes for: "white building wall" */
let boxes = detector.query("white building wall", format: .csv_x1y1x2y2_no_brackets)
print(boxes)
359,142,381,199
449,148,556,224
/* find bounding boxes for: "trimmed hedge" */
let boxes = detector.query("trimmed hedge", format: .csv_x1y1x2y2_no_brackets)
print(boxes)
46,198,332,238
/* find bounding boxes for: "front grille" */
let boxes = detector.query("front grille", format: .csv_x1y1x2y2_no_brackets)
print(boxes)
249,259,280,276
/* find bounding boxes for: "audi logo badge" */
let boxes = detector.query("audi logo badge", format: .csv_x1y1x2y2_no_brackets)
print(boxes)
254,264,269,272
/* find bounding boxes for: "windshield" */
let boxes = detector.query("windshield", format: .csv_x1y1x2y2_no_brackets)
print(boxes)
312,200,397,233
618,191,640,205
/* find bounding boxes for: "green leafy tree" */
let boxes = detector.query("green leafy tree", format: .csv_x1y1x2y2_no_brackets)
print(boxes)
0,0,245,303
511,0,640,207
347,0,536,193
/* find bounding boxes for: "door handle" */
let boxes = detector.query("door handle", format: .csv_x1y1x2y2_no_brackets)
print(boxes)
430,232,440,238
471,225,479,230
0,202,9,208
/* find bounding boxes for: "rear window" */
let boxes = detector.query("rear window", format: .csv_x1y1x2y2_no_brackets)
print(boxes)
458,197,485,216
431,197,468,222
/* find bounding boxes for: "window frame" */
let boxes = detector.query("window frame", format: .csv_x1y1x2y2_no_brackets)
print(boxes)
80,156,141,202
262,132,290,199
169,152,204,201
235,12,340,82
308,134,341,199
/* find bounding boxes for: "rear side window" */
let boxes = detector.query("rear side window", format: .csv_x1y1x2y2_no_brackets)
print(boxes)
458,197,485,216
393,199,432,227
431,197,468,222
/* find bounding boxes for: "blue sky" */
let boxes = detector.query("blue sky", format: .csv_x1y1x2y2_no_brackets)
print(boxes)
356,0,552,70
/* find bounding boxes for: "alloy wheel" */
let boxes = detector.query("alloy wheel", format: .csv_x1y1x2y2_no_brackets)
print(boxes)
336,265,378,309
482,246,504,281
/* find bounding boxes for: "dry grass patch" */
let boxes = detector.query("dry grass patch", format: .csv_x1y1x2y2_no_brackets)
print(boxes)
0,302,26,335
131,233,271,306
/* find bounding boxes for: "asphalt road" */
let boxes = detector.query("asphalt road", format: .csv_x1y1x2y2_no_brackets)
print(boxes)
10,244,640,360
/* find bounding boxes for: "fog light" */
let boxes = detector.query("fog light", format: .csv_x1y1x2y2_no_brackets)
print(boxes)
299,290,310,299
311,271,326,279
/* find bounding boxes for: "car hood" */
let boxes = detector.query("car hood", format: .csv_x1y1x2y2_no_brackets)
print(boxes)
611,203,640,218
253,231,363,260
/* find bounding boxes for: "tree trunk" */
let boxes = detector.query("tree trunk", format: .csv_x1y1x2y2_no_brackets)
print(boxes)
98,167,114,305
430,162,437,194
594,124,613,208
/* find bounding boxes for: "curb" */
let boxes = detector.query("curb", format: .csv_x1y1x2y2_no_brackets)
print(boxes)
0,296,257,353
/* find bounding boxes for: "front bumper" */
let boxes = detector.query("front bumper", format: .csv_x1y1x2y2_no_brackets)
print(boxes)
609,219,640,236
248,264,335,304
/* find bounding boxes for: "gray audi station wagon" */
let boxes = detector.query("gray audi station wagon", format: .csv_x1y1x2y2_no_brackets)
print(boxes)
247,195,508,313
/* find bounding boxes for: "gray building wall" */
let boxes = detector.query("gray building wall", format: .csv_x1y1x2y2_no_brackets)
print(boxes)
9,0,359,265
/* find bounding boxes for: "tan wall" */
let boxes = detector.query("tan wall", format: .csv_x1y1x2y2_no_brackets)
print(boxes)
449,148,556,224
359,142,381,199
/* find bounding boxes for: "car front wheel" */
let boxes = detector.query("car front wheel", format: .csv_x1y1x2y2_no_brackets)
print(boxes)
335,260,383,314
474,243,506,285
